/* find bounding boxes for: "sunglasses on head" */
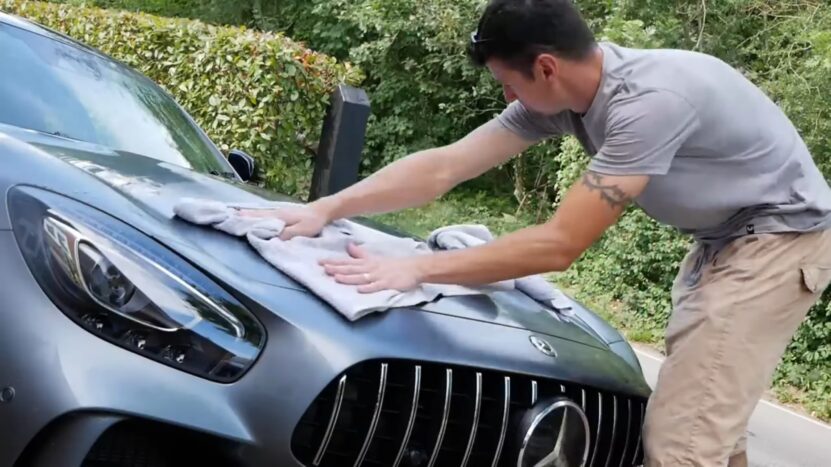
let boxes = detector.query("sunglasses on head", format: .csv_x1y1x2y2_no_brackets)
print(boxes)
468,29,495,63
470,29,493,45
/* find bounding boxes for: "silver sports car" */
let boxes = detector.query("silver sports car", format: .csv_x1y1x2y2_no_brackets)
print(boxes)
0,11,650,467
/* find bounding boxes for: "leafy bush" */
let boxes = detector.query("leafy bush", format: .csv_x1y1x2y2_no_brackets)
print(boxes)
56,0,202,17
2,0,362,196
64,0,301,33
276,0,522,187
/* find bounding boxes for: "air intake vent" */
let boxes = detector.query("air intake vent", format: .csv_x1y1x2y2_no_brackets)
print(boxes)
292,360,646,467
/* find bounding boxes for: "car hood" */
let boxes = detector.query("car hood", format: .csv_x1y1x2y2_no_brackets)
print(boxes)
2,128,606,350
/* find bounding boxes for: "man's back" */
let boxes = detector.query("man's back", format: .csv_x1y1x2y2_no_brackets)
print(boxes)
499,42,831,241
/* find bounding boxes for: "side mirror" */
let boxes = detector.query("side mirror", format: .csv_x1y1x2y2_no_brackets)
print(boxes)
228,149,256,182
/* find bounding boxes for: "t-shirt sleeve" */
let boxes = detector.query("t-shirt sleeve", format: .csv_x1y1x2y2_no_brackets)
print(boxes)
589,90,700,176
496,100,568,142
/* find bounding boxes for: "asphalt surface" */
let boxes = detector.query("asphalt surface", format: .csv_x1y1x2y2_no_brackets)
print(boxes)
633,345,831,467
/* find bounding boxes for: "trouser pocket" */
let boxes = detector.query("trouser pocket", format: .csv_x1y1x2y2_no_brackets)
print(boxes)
800,264,831,294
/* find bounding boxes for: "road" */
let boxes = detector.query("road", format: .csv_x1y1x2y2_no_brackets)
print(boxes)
633,345,831,467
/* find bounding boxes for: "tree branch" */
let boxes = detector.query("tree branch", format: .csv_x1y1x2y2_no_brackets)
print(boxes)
695,0,707,51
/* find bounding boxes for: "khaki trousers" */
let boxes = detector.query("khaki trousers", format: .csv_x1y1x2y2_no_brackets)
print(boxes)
643,229,831,466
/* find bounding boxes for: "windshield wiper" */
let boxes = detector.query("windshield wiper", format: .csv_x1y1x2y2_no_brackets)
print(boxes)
110,149,237,180
210,169,239,180
51,130,76,140
38,129,87,143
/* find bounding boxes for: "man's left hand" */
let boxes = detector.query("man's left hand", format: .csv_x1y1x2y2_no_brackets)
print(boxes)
320,243,424,293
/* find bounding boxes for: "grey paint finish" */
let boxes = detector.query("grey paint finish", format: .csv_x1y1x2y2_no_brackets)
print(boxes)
18,414,125,467
0,222,648,465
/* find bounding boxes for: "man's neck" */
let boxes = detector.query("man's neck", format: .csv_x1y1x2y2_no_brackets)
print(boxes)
564,46,605,115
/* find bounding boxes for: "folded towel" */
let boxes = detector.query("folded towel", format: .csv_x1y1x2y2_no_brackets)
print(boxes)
173,198,498,320
174,198,572,319
426,224,573,313
174,198,288,237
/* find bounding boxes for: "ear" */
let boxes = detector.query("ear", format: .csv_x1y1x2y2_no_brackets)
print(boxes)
535,53,559,81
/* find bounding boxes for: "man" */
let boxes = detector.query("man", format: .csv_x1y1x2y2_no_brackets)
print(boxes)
243,0,831,464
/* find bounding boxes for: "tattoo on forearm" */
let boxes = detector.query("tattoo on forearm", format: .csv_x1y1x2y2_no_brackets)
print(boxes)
581,172,633,209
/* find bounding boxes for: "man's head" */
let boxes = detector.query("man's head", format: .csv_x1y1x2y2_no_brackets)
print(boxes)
468,0,598,114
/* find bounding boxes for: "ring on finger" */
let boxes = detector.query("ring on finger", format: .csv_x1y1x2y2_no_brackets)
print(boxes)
363,273,371,282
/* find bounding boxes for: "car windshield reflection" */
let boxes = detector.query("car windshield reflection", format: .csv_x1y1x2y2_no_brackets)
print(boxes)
0,23,230,176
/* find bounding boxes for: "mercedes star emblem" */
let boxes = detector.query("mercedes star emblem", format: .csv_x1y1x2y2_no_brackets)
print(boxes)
530,335,558,357
516,397,590,467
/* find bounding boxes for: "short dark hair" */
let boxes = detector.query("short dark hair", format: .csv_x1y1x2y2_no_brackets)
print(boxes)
467,0,596,77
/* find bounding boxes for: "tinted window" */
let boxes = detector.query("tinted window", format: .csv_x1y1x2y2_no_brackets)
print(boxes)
0,23,230,175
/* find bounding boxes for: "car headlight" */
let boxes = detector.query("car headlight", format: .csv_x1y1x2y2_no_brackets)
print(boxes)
9,186,265,382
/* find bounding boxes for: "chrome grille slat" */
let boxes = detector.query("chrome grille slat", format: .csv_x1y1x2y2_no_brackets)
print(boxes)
293,361,650,467
392,365,422,467
490,376,510,467
353,363,388,467
556,401,570,449
427,368,453,467
619,399,632,467
589,392,603,467
581,388,589,465
312,374,347,466
531,380,538,405
460,372,482,467
604,395,619,467
633,402,645,465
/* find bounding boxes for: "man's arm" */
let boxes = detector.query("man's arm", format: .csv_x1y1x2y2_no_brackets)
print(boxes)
321,90,693,292
411,171,649,284
402,90,698,284
321,171,649,292
241,118,533,239
313,118,533,220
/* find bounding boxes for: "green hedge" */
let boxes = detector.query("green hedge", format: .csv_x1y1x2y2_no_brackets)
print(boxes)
1,0,363,197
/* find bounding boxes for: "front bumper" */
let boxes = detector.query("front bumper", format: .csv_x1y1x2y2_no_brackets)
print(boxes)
0,230,649,466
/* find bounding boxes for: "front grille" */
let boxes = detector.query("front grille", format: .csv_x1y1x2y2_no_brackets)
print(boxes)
292,360,646,467
81,420,238,467
83,422,169,467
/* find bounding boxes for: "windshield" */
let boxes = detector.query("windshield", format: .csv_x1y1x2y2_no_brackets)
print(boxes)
0,23,231,175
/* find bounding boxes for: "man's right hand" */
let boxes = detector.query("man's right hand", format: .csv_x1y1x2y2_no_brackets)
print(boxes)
239,203,331,240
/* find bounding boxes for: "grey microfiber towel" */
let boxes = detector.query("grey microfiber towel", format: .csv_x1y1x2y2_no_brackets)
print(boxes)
173,198,504,320
426,224,574,312
173,198,572,319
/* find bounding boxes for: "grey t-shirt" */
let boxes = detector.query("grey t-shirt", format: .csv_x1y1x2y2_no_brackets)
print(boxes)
497,42,831,241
